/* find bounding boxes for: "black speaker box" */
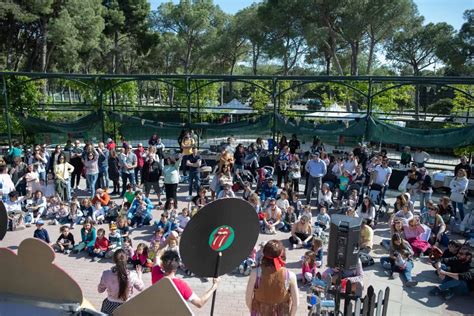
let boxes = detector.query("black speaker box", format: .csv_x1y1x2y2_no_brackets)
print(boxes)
327,214,362,270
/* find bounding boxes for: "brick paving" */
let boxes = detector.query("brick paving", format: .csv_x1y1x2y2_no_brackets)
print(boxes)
1,181,472,316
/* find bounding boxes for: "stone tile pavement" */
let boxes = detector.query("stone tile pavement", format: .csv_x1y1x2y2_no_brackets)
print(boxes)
1,182,473,316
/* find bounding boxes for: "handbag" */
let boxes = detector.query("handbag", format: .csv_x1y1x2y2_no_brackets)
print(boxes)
398,176,409,192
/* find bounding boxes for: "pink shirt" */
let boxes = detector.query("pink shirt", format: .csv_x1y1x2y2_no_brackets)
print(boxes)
403,224,425,240
98,269,144,303
151,266,193,301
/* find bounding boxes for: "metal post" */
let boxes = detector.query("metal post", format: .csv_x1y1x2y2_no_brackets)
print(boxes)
271,78,277,156
2,75,12,148
364,79,373,143
186,77,191,127
97,80,105,142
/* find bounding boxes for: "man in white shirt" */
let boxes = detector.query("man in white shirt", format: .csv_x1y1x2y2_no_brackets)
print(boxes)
0,165,16,201
119,145,137,197
372,158,392,201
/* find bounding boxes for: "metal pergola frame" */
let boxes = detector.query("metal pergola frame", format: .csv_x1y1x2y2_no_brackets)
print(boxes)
1,72,473,147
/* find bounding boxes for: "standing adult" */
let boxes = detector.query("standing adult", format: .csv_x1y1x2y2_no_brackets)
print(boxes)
98,249,144,314
454,156,471,179
106,138,116,151
372,158,392,201
449,169,469,221
305,153,327,205
108,149,121,195
400,146,412,168
288,134,300,155
343,152,358,175
276,146,291,188
148,134,159,147
151,250,220,308
134,143,146,185
180,132,195,177
186,147,201,200
9,157,27,196
417,167,433,210
54,153,74,202
163,154,182,202
143,154,162,204
413,148,430,168
49,145,63,176
97,142,109,190
288,154,301,193
70,140,84,190
83,148,99,197
119,144,137,197
245,240,299,316
29,145,48,183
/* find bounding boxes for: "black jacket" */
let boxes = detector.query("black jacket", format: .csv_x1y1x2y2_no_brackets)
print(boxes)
143,160,162,183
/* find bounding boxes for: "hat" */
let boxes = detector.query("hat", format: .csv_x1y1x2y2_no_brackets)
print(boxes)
109,222,117,230
107,138,113,143
36,219,45,226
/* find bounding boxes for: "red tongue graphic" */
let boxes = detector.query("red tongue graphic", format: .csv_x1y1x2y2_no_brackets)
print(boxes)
211,227,230,251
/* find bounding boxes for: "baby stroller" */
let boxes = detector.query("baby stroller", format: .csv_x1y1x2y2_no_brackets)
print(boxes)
232,169,255,192
199,166,212,189
368,183,388,221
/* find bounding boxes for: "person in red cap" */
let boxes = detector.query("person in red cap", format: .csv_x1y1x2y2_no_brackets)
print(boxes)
245,240,299,315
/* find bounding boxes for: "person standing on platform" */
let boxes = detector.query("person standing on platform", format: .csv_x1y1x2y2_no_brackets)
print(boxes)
305,153,327,205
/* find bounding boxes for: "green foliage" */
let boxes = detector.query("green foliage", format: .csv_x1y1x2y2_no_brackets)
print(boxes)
451,85,473,116
453,146,474,157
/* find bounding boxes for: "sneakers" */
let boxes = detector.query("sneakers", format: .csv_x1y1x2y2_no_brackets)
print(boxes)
238,264,245,275
428,287,441,296
382,262,392,270
244,265,252,276
405,280,418,287
64,249,71,255
92,257,101,262
25,223,31,228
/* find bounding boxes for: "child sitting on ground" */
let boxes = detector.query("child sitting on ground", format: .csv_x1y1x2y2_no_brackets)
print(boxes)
122,236,134,258
238,246,257,276
150,228,166,248
33,220,50,244
90,228,109,262
315,206,331,231
301,205,312,224
281,206,297,232
73,219,96,253
290,192,303,219
45,195,61,221
302,250,318,285
55,202,70,225
154,212,178,237
116,215,130,241
92,201,105,224
176,208,191,233
105,222,122,259
81,198,93,219
147,241,161,268
276,191,290,213
68,202,83,228
311,238,324,268
54,225,75,254
104,200,120,223
130,200,149,228
131,243,149,272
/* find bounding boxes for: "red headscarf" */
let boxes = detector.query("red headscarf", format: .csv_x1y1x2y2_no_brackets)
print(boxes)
264,250,286,270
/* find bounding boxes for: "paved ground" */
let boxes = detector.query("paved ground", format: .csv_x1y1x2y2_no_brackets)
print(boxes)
1,181,473,316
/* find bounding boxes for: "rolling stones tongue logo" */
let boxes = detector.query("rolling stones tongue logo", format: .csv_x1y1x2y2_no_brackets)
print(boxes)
208,225,235,252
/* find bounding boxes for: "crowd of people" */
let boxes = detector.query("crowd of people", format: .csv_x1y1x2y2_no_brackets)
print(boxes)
2,132,474,314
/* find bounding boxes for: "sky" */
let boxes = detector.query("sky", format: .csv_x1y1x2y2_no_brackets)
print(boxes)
148,0,472,30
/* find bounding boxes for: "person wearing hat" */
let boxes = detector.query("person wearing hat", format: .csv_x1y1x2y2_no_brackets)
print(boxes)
106,138,116,151
151,250,220,308
246,240,299,315
305,152,327,205
119,144,137,197
33,219,50,244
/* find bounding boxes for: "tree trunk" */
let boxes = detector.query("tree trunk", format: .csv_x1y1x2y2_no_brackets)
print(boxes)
40,19,48,72
366,37,376,75
112,31,118,74
350,41,359,76
414,66,420,120
325,55,331,75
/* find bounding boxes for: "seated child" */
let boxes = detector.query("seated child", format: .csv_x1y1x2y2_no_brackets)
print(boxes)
238,246,257,276
176,208,191,233
154,212,178,237
105,222,122,259
55,202,70,225
123,183,135,204
393,250,410,271
130,200,149,228
315,206,331,231
301,205,312,224
281,206,297,232
54,225,75,254
81,198,93,219
67,202,83,228
90,228,109,262
302,250,318,285
150,228,166,248
131,243,149,271
73,219,96,253
242,182,252,201
217,183,235,199
116,215,130,241
147,241,161,268
33,220,50,244
311,237,324,268
45,196,61,221
92,201,105,224
290,192,303,218
104,200,120,223
276,191,290,213
122,236,134,258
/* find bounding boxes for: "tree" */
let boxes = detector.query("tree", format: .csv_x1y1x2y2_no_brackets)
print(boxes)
386,18,454,117
152,0,226,74
258,0,307,75
365,0,415,74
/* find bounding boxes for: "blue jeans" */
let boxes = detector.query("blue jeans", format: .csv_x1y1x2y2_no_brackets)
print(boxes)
380,257,414,281
188,171,200,196
99,170,109,189
121,172,136,196
419,192,432,210
439,277,470,296
86,174,98,197
452,201,465,221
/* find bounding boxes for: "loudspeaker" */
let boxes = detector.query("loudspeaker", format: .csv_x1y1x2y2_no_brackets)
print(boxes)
327,214,362,270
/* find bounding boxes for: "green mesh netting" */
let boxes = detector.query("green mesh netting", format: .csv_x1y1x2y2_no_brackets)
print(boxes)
17,112,102,144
